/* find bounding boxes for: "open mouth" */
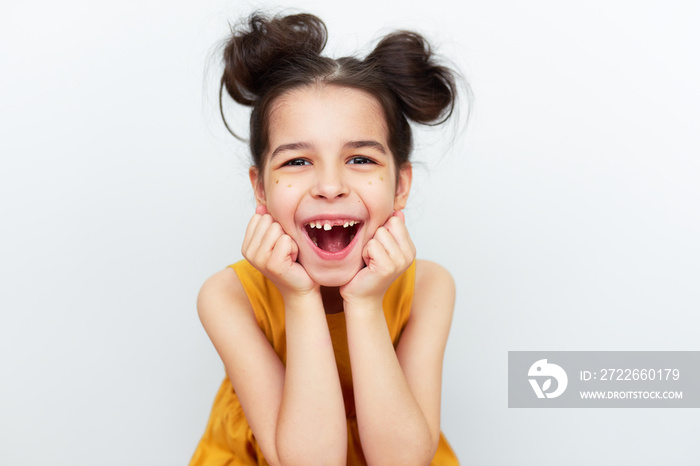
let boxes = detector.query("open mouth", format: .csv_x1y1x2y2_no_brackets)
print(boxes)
304,220,362,253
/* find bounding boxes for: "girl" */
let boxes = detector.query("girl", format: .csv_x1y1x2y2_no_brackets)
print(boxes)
191,12,460,465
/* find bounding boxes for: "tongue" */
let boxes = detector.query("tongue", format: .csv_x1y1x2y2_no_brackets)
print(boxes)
316,227,350,253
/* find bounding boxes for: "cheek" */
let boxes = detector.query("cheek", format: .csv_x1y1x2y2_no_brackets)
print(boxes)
360,175,396,211
354,183,397,236
265,182,304,225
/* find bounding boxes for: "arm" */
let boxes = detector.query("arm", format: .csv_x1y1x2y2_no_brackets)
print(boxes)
197,209,347,465
276,291,347,464
344,261,454,465
341,214,455,465
395,261,455,452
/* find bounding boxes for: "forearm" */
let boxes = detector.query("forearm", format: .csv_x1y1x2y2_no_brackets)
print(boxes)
345,303,435,465
275,293,347,465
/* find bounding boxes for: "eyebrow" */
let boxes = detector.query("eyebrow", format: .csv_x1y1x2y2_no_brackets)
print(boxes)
270,142,315,158
270,140,387,158
344,140,387,154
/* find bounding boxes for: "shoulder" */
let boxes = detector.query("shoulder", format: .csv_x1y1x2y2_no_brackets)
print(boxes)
415,259,454,291
403,260,455,344
197,266,243,309
413,259,456,319
396,259,455,350
197,265,257,333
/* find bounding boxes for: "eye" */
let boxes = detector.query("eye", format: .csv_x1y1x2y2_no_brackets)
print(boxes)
283,158,310,167
347,156,375,165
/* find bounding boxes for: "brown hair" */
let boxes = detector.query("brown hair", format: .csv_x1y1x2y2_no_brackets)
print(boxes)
220,12,457,171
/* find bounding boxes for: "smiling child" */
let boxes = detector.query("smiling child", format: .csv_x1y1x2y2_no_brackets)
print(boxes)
191,12,461,465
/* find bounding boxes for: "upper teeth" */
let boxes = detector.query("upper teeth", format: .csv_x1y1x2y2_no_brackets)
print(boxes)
307,220,358,229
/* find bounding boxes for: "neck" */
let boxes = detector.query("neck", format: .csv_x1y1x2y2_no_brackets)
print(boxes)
320,286,344,314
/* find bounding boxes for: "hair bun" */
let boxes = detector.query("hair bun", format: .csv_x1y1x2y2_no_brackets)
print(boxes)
366,32,456,125
221,13,328,106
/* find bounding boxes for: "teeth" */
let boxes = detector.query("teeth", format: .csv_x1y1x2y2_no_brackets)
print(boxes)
306,220,360,228
312,237,318,246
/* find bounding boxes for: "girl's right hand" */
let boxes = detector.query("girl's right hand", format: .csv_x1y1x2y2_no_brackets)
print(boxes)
241,205,318,298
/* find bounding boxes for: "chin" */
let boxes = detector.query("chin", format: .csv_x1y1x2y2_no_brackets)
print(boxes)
302,257,364,287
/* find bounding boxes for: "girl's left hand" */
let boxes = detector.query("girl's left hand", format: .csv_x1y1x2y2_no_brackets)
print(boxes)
340,210,416,308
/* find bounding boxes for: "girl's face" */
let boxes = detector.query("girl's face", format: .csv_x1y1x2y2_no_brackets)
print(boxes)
250,84,412,287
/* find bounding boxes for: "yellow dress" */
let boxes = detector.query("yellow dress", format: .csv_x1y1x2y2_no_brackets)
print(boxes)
190,260,459,465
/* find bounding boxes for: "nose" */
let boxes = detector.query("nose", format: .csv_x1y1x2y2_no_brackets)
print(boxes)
310,163,349,200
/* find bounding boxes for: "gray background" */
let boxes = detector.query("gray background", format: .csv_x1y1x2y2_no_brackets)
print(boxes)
2,0,699,464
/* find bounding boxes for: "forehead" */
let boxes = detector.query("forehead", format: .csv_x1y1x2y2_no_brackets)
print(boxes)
267,84,389,150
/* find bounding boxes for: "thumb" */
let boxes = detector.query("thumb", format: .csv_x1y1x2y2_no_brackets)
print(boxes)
392,210,405,221
256,204,269,215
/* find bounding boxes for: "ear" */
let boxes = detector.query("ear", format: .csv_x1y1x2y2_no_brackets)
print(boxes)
249,166,267,206
393,162,412,211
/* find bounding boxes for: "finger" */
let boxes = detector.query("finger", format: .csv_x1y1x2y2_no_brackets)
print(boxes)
383,216,416,262
372,226,404,264
244,214,274,258
253,221,285,264
383,214,410,246
243,205,273,252
362,237,392,271
267,234,296,271
392,209,405,221
241,212,264,254
289,237,299,263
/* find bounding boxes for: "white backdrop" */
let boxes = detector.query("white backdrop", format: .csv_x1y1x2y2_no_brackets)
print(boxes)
2,0,699,464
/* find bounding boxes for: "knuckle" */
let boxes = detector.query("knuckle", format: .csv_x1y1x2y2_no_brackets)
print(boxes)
258,214,271,228
276,235,290,249
271,222,284,235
